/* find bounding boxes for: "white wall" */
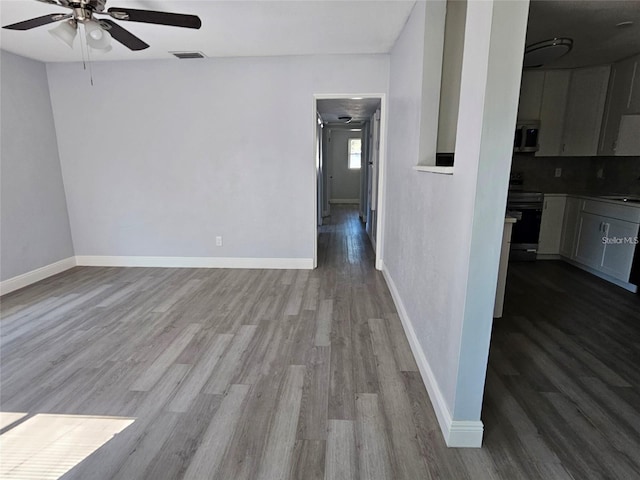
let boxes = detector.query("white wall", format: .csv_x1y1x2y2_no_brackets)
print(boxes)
382,0,528,446
385,0,468,434
1,51,74,283
453,0,529,422
46,55,388,263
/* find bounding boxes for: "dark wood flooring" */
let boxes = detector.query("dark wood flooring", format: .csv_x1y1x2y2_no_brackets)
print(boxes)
488,258,640,479
1,205,639,479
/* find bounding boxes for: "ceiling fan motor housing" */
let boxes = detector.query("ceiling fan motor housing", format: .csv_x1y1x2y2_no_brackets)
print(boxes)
61,0,107,12
66,0,106,22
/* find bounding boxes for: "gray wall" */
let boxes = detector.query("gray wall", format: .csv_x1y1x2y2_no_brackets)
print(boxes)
46,55,389,259
1,51,74,281
383,0,528,430
327,128,362,201
385,0,468,420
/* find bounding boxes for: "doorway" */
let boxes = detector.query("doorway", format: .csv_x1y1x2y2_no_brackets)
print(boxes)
313,95,386,270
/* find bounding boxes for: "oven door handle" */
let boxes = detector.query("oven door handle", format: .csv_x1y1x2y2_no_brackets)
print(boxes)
507,204,543,210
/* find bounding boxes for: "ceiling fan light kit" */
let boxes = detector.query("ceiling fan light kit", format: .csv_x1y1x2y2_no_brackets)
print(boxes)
84,19,111,50
3,0,202,53
48,18,77,48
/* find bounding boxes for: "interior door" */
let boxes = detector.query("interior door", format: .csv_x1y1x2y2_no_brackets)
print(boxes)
366,109,380,245
316,116,323,226
322,127,331,218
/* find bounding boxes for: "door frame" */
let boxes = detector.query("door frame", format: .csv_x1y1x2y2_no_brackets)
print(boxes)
312,93,387,270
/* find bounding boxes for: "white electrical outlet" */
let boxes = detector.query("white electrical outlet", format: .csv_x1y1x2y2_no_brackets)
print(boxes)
215,236,223,247
555,168,562,178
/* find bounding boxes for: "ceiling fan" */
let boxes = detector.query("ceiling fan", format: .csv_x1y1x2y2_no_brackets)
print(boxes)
2,0,202,52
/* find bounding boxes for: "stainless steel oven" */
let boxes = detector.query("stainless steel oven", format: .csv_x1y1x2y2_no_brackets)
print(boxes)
507,191,544,261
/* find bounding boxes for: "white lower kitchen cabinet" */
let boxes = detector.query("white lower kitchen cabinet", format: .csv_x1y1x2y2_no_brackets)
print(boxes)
601,218,640,281
562,195,640,292
559,196,582,258
575,212,607,269
538,195,567,257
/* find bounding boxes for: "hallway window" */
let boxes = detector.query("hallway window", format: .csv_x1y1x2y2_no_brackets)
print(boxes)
348,138,362,169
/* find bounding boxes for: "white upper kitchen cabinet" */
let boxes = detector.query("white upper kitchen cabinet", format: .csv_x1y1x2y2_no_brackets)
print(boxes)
538,195,567,256
517,70,545,121
599,54,639,155
628,56,640,113
536,70,570,157
616,114,640,156
561,66,611,156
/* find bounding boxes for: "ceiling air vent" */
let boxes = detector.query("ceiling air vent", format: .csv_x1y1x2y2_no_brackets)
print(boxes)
171,51,206,59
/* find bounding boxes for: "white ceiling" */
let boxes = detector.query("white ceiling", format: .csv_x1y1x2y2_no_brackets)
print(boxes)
317,98,381,124
0,0,416,62
527,0,640,68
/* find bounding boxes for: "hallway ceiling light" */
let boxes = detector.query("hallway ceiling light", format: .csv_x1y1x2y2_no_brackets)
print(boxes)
523,37,573,68
338,116,353,124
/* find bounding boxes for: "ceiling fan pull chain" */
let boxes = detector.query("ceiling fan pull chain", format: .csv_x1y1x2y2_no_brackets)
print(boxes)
78,23,87,71
87,40,95,86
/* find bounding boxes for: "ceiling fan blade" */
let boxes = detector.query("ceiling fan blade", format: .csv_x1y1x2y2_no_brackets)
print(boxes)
98,19,149,51
3,13,71,31
106,7,201,29
34,0,64,5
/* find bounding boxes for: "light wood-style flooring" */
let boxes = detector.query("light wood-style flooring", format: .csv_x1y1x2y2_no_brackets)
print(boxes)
1,205,639,479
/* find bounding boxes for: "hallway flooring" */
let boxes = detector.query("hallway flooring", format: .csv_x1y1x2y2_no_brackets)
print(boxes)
1,205,639,479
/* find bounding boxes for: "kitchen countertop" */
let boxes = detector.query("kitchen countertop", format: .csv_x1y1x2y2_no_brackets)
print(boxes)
543,193,640,208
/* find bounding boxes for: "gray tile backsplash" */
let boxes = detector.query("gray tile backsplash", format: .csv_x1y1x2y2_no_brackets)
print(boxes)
510,155,640,196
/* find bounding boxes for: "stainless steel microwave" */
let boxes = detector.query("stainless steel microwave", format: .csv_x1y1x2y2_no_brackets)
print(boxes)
514,121,540,153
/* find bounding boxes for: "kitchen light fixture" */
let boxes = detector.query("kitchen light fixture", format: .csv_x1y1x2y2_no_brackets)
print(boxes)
48,19,77,49
523,37,573,68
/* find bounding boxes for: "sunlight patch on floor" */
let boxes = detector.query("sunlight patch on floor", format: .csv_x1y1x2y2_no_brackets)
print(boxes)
0,413,135,479
0,412,28,430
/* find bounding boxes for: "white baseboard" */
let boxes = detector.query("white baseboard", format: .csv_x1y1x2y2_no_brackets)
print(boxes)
330,199,359,204
75,256,314,270
380,262,484,448
0,255,313,296
0,257,77,296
